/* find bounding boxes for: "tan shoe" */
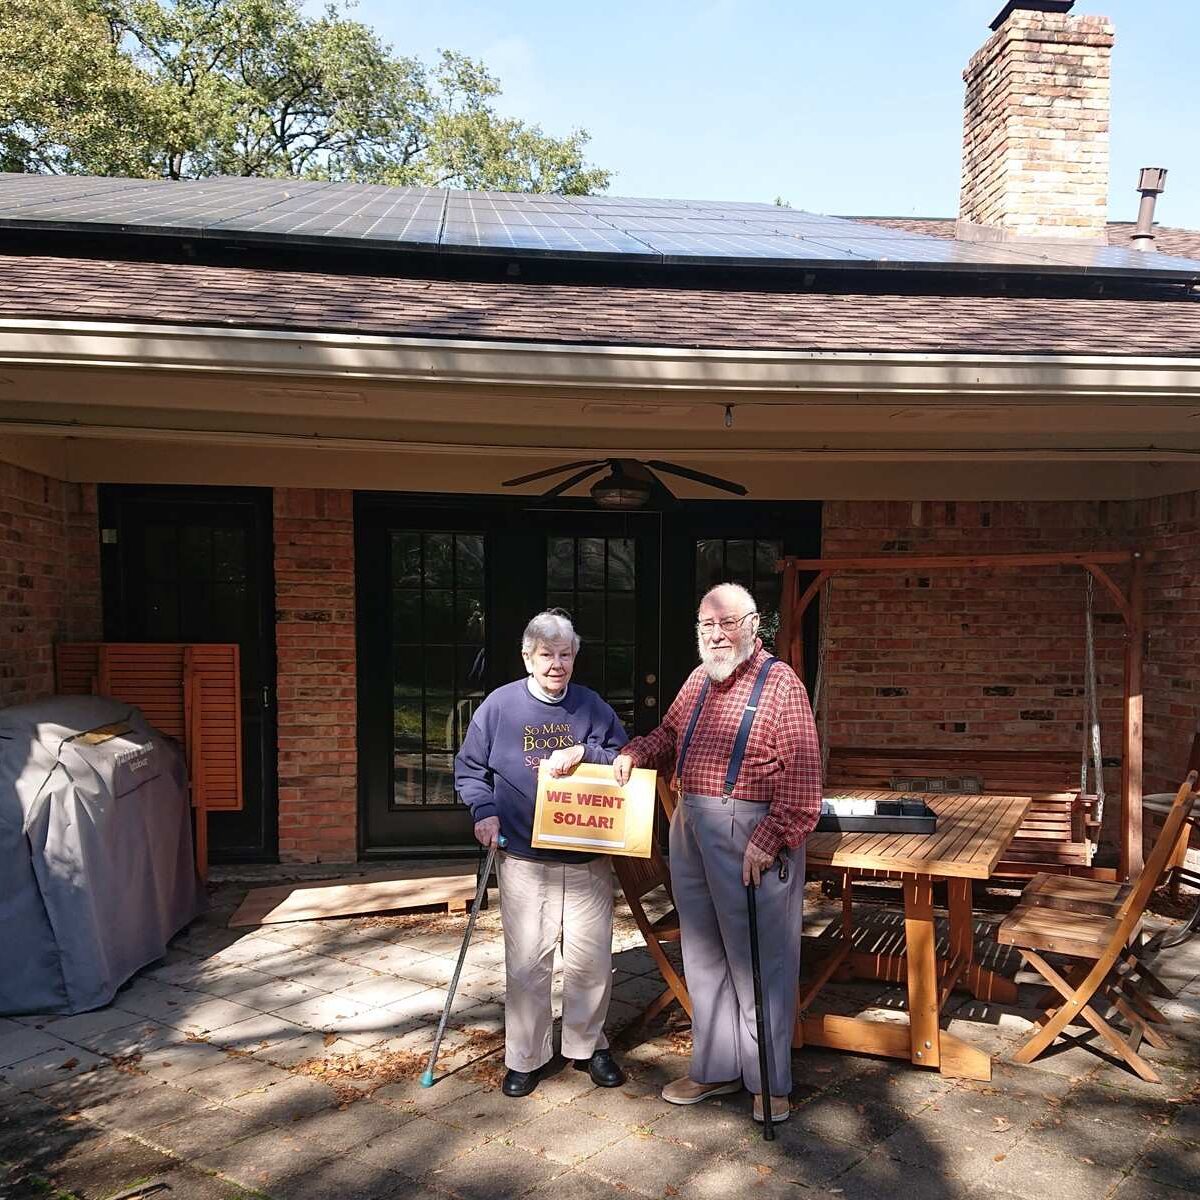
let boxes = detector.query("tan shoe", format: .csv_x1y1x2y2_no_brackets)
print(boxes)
752,1094,791,1123
661,1076,742,1105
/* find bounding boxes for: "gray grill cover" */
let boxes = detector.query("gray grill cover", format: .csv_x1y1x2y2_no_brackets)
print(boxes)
0,695,205,1015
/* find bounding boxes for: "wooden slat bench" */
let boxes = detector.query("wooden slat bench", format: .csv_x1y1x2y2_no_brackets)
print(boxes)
827,747,1101,877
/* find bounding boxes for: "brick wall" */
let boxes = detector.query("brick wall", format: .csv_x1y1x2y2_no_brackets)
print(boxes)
0,462,101,707
960,9,1113,239
820,500,1129,757
1133,491,1200,795
274,488,358,863
820,494,1200,856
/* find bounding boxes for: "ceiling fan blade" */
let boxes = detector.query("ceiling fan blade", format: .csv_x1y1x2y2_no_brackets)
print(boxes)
539,462,610,500
644,460,749,496
501,460,605,488
643,467,682,509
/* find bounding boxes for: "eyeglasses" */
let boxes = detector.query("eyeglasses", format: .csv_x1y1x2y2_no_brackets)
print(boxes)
696,611,758,636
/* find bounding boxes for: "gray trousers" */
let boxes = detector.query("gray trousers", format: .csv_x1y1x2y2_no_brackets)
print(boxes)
670,793,806,1094
498,853,614,1072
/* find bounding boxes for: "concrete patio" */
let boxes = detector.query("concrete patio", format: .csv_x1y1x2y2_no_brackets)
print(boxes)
2,869,1198,1200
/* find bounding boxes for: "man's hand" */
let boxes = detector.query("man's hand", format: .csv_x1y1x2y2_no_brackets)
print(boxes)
743,842,776,887
474,816,501,849
612,754,634,787
545,744,586,778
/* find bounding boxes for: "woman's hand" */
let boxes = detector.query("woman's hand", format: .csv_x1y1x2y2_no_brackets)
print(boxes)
474,816,501,848
545,744,586,778
612,754,634,786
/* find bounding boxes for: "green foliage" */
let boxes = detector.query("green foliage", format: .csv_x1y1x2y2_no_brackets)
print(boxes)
0,0,609,192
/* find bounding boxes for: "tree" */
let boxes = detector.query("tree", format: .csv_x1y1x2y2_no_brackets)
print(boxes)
0,0,609,193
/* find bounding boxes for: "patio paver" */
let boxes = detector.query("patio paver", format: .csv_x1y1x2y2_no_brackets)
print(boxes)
0,870,1197,1200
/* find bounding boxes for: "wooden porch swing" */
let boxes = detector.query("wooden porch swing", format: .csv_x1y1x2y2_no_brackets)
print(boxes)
777,550,1148,882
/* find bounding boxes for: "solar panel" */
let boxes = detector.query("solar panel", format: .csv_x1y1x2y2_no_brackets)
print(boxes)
1,172,1198,281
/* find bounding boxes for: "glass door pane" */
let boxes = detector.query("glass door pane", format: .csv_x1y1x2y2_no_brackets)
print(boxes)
694,537,784,649
546,535,637,733
390,531,486,806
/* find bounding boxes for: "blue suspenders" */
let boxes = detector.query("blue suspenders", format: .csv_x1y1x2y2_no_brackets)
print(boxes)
676,656,779,798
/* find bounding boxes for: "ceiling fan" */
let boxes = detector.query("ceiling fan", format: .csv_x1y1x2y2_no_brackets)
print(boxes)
501,457,749,510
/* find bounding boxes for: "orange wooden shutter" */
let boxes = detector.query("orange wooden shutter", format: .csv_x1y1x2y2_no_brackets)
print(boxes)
53,641,243,813
184,644,243,813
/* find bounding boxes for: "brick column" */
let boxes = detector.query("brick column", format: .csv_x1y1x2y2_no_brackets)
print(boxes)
274,488,358,863
0,463,100,707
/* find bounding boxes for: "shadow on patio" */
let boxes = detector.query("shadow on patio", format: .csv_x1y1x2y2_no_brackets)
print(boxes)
0,871,1197,1200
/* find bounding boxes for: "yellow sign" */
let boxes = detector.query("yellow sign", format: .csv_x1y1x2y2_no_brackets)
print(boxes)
531,762,658,859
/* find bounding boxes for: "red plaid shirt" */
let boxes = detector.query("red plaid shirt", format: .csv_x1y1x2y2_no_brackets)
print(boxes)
623,642,823,858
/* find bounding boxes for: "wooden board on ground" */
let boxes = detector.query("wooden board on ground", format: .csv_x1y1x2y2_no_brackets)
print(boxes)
229,868,478,927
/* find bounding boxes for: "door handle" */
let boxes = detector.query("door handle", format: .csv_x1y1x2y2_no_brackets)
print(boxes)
261,685,272,710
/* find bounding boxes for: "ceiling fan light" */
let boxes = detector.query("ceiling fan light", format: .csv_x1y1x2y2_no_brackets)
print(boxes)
590,476,652,510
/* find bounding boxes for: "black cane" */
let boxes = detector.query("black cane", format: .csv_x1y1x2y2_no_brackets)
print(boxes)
747,879,775,1141
421,835,505,1087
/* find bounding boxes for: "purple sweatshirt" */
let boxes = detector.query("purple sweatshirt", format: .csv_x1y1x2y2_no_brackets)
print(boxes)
454,680,629,863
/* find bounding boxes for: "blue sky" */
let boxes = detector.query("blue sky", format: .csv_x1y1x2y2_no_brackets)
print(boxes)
346,0,1200,228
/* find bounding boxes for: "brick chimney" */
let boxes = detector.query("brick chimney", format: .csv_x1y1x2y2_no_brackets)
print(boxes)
959,1,1114,241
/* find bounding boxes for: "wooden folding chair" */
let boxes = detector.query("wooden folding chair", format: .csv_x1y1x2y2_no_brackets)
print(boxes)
612,778,690,1029
997,772,1198,1082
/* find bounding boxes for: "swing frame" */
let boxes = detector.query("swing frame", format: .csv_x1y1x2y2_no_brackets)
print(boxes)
777,549,1149,880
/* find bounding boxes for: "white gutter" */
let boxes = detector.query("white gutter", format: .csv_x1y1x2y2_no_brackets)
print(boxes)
1,318,1200,400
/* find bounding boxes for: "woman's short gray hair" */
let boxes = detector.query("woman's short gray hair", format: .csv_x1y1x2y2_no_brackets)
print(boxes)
522,610,581,655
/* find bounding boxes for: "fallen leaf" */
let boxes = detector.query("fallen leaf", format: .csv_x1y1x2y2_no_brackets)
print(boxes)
58,1058,78,1070
992,1117,1012,1133
755,1165,772,1176
1080,1157,1095,1165
323,1033,337,1047
993,1154,1006,1163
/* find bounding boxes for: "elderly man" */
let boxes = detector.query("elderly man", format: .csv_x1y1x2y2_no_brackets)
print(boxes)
614,583,821,1122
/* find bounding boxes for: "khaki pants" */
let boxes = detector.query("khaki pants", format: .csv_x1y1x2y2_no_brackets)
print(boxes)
498,853,614,1072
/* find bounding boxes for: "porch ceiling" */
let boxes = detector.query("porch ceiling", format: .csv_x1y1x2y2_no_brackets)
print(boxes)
3,342,1200,501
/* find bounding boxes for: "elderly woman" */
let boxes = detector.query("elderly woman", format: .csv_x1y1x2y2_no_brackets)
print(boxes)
454,609,629,1097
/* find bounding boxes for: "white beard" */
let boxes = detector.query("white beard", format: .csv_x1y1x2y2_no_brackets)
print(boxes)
698,635,754,683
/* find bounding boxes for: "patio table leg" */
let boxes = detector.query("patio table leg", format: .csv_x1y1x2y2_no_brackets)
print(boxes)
903,874,993,1080
904,875,940,1068
948,877,1019,1004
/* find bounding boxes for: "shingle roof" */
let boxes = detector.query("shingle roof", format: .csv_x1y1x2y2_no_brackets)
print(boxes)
860,216,1200,260
2,250,1199,357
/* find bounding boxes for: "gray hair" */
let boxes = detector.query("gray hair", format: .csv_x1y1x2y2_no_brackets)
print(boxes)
699,582,757,616
521,610,581,655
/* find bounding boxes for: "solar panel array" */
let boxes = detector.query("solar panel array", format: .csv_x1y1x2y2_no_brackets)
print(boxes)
3,172,1199,280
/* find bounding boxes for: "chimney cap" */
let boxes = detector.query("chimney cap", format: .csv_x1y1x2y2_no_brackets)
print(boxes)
1138,167,1168,195
990,1,1075,31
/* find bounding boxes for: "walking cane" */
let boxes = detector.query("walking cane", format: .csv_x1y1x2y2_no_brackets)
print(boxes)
420,835,505,1088
746,879,775,1141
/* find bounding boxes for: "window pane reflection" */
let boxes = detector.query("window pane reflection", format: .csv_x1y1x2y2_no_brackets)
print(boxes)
545,535,637,730
390,531,487,806
694,537,784,651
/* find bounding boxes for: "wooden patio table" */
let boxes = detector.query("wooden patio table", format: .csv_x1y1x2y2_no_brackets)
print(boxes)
795,788,1032,1082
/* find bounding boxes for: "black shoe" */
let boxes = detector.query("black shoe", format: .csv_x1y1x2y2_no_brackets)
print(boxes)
502,1068,540,1097
575,1050,626,1088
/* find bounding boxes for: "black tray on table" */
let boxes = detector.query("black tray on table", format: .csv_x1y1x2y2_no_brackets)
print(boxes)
815,796,938,834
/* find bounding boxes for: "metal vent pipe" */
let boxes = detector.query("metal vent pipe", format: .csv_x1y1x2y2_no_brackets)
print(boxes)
1131,167,1168,252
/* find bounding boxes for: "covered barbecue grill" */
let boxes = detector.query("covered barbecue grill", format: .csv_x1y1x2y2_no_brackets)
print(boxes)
0,695,204,1015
